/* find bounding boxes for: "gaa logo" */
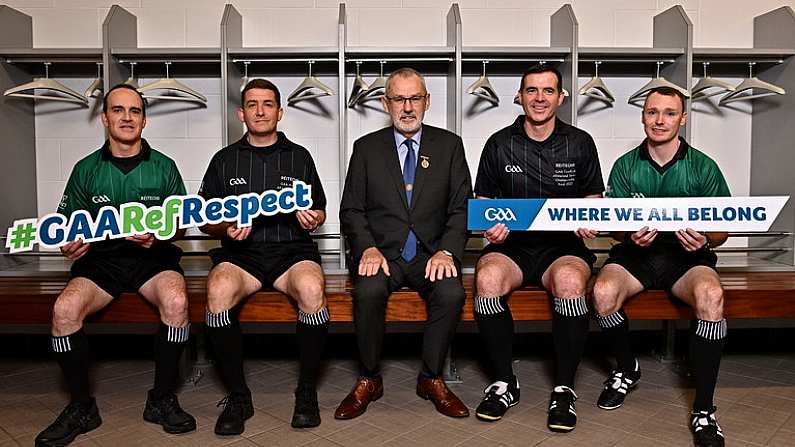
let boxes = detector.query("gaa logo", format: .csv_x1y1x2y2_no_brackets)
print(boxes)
504,164,523,173
229,178,247,186
91,195,111,204
484,207,517,222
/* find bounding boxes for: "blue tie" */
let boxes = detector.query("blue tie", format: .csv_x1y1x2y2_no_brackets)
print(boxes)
402,139,417,262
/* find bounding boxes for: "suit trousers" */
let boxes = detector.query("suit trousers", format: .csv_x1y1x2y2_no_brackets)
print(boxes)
352,251,466,376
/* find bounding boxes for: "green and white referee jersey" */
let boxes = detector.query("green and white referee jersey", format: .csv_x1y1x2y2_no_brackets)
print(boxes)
58,139,186,252
606,137,730,200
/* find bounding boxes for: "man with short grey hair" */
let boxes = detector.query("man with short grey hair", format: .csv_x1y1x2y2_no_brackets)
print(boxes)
335,67,472,419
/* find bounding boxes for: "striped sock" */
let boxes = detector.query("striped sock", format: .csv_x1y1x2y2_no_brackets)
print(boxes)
474,296,514,382
552,296,589,387
52,329,91,404
297,307,330,385
206,309,249,395
153,323,190,397
690,319,727,411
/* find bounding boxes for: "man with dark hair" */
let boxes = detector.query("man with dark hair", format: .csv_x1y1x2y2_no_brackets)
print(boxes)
200,79,328,433
592,87,729,447
472,64,604,431
35,85,195,447
335,67,472,419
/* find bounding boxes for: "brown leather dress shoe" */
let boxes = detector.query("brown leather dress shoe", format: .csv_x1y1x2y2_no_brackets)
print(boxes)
334,376,384,420
416,375,470,418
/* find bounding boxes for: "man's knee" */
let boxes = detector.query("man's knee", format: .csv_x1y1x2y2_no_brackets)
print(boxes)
207,270,243,313
160,290,189,320
547,261,588,298
52,291,85,332
693,280,724,320
475,257,513,296
592,277,622,316
293,276,325,314
431,278,465,310
352,274,389,304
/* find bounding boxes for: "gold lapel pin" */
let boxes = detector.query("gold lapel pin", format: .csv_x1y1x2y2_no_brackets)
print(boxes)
420,156,430,169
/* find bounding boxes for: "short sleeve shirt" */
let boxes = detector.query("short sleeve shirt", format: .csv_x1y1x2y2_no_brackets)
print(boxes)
475,115,604,199
199,132,326,245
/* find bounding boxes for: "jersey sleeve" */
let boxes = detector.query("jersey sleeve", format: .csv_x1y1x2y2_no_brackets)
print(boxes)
304,154,327,211
474,136,501,198
699,158,731,197
57,166,90,216
606,155,632,198
198,154,225,200
579,134,605,196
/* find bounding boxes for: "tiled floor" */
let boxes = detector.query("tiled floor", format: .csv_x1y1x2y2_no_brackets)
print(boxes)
1,339,794,447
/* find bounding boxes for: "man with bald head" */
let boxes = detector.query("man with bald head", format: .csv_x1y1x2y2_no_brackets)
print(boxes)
336,68,473,419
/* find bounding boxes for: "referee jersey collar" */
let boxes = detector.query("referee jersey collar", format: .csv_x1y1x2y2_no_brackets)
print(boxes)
639,136,690,172
100,138,152,161
510,115,572,139
237,131,289,152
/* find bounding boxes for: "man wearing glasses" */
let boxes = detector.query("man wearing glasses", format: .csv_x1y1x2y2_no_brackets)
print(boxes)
336,67,472,419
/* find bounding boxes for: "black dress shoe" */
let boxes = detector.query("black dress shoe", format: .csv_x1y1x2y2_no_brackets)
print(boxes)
143,390,197,434
215,392,254,435
35,398,102,447
291,383,321,428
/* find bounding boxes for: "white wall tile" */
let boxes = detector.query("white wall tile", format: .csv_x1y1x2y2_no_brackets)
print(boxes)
22,8,101,47
531,9,553,46
317,0,400,7
571,1,615,47
4,1,54,7
241,8,274,47
266,9,338,46
487,0,564,8
659,0,700,10
147,138,219,182
186,7,223,47
322,180,340,227
37,181,66,217
614,9,654,47
461,9,532,46
463,136,487,183
131,8,186,47
403,0,487,8
59,139,102,181
35,139,61,182
53,0,139,7
356,8,444,46
188,95,223,138
313,137,342,183
139,98,189,138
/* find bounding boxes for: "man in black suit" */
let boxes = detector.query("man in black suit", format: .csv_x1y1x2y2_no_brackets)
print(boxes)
335,67,472,420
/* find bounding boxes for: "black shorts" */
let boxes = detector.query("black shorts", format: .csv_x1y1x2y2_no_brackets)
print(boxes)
209,241,322,288
604,241,718,290
70,244,184,299
480,232,596,287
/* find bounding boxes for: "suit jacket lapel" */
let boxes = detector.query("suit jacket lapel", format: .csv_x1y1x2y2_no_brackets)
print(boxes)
410,127,433,211
382,129,409,210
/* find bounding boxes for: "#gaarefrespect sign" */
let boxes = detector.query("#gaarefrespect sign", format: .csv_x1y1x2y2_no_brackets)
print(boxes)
467,197,790,232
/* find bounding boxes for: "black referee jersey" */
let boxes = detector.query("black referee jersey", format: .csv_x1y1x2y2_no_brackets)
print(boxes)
475,115,604,199
199,132,327,245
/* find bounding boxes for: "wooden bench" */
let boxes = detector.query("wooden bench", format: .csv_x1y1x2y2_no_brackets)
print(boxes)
3,272,795,326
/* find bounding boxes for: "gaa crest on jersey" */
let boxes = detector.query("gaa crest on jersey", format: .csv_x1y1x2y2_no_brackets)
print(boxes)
91,195,111,204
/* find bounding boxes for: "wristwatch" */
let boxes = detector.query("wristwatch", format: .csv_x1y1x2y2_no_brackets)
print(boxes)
441,249,453,257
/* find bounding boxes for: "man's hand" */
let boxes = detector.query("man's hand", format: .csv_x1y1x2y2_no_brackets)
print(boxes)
226,224,252,241
359,247,390,277
630,226,658,247
575,228,599,239
60,239,90,260
676,228,708,252
425,251,457,282
483,223,510,244
297,210,324,231
125,233,155,249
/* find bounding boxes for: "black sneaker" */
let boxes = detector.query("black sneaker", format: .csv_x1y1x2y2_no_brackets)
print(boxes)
291,383,321,428
547,386,578,432
692,407,725,447
35,398,102,447
214,392,254,436
475,377,520,422
143,390,197,434
597,359,641,410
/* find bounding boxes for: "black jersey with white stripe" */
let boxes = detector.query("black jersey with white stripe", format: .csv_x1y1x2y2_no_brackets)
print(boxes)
475,115,604,199
199,132,326,245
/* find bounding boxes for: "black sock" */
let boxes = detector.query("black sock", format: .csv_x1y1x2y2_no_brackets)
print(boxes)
474,295,515,383
206,309,249,395
552,296,589,388
152,323,190,398
596,309,635,372
690,319,727,411
52,329,91,404
296,307,329,387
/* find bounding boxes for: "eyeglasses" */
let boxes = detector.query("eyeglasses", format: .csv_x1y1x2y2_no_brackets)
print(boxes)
386,94,428,106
